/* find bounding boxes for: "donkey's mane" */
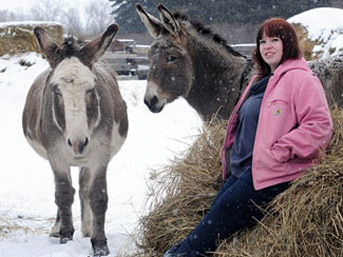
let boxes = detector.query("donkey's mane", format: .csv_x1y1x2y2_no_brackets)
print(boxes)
60,37,82,58
47,36,87,67
172,11,246,58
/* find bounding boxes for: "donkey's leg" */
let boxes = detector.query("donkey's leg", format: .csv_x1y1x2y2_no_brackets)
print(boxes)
79,167,93,237
49,209,60,237
89,165,110,256
53,168,76,244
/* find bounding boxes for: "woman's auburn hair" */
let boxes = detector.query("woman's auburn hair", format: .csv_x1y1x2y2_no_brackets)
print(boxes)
252,18,302,79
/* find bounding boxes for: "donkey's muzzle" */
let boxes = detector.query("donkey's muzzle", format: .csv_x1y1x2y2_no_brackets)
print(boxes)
67,137,89,155
144,95,164,113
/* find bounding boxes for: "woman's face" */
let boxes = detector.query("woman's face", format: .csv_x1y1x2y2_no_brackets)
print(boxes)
259,32,283,73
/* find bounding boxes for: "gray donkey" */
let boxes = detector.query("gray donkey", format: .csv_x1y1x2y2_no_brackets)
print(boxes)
22,24,128,256
136,3,343,121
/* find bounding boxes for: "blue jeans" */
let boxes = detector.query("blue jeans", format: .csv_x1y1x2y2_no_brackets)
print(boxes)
165,169,290,256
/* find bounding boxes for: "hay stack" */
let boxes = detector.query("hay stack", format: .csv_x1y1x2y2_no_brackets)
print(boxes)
0,21,63,56
132,118,226,256
214,108,343,257
131,108,343,257
291,22,343,61
291,23,317,61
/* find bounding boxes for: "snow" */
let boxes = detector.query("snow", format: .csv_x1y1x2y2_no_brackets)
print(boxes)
1,6,343,257
0,21,62,28
0,52,203,256
288,7,343,37
288,7,343,58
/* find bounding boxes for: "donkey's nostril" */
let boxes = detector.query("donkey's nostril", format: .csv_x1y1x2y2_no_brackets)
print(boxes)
151,95,158,105
77,137,89,154
144,95,164,113
67,137,89,155
144,98,150,107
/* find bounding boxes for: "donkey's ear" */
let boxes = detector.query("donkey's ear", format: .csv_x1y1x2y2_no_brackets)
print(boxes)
34,26,60,68
80,23,119,66
157,3,180,36
136,3,163,38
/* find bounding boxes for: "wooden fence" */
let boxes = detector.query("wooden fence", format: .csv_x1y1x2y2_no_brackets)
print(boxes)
103,39,150,80
103,40,255,80
231,43,256,56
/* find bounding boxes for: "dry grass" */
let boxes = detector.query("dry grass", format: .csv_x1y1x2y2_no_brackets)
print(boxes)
127,117,226,256
0,214,53,238
126,108,343,257
291,23,343,61
0,22,63,56
292,23,318,61
213,108,343,257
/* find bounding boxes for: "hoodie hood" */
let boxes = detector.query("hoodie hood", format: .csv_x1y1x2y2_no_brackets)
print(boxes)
273,57,311,80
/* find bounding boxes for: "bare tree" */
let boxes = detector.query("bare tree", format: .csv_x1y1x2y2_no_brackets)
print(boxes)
84,0,113,38
29,0,66,22
1,0,114,40
0,10,16,22
63,7,84,38
0,9,32,22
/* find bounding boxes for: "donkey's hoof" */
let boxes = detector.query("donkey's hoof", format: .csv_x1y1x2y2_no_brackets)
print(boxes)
60,236,73,244
50,223,60,238
93,245,110,256
49,231,60,238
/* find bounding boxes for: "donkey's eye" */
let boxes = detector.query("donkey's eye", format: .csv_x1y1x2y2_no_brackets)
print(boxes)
53,90,62,98
51,83,61,96
86,88,96,104
166,56,177,63
86,88,95,95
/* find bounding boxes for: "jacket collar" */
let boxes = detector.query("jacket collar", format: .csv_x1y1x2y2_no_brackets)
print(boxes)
272,57,310,80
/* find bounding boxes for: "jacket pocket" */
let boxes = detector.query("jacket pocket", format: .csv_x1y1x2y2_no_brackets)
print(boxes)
267,99,295,163
265,99,292,139
269,99,289,118
265,99,293,163
270,143,291,163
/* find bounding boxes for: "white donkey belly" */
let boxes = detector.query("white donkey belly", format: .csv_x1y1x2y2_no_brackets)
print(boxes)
110,121,127,158
25,136,48,160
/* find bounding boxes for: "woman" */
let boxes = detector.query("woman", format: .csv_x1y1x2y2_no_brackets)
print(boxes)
164,18,333,257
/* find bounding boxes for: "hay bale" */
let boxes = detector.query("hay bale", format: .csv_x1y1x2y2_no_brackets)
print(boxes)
0,21,63,56
131,118,226,255
130,108,343,257
292,23,317,61
214,108,343,257
290,22,343,60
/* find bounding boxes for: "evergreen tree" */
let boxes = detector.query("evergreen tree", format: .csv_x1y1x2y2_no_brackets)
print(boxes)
109,0,334,34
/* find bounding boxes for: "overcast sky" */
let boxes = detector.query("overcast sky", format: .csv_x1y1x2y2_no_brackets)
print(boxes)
0,0,90,12
0,0,33,11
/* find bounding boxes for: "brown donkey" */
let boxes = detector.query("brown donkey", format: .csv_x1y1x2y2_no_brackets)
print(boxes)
136,3,343,121
22,24,128,256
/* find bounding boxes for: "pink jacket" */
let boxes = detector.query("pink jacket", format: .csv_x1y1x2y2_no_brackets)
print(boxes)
221,58,333,190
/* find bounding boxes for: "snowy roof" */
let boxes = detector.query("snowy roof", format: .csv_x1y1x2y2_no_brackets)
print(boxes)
0,21,62,28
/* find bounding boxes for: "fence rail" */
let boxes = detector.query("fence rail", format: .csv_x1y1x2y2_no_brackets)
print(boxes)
103,40,255,80
103,39,149,80
231,43,256,56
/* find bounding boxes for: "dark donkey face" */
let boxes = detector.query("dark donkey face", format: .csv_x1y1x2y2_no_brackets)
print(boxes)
136,3,193,113
34,24,119,157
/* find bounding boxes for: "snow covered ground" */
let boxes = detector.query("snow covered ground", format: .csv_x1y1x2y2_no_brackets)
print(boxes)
1,6,343,257
0,53,203,256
